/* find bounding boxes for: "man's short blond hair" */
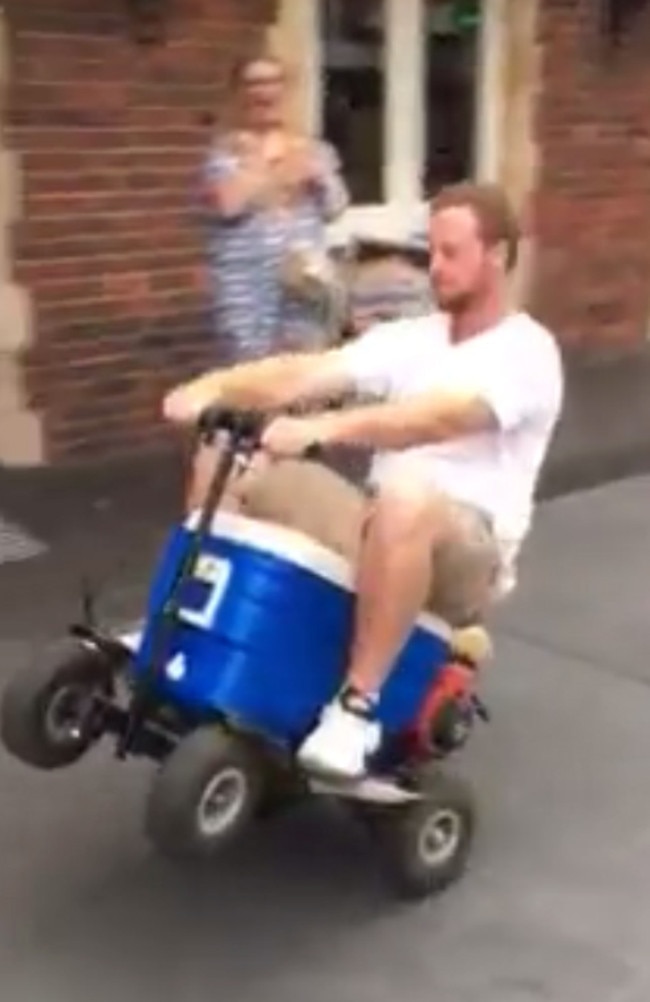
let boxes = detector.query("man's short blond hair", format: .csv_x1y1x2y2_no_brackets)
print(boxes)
430,181,521,272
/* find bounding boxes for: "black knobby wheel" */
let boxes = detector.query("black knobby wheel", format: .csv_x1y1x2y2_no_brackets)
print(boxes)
0,639,116,769
145,725,262,861
375,765,477,900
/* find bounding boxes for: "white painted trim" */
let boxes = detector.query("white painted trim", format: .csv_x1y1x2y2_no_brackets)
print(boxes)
326,201,428,247
302,0,322,135
185,510,452,640
474,0,506,181
384,0,423,204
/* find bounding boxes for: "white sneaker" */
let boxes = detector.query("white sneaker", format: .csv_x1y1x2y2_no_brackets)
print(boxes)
297,699,382,780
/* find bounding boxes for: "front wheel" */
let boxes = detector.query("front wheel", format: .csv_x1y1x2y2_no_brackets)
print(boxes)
145,725,262,861
0,639,116,769
375,766,476,900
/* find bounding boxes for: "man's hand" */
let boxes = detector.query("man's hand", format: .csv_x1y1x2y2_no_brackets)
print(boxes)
163,381,219,426
261,415,323,459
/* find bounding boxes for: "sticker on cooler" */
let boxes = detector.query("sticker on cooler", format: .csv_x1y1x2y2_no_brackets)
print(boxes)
177,553,233,630
166,652,188,682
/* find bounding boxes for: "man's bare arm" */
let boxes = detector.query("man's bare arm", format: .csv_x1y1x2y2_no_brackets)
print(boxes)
302,389,498,451
163,350,354,425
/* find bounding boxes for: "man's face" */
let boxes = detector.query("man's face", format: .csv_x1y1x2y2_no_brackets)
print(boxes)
428,205,501,312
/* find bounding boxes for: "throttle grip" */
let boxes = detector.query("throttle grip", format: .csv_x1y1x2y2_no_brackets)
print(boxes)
197,407,265,445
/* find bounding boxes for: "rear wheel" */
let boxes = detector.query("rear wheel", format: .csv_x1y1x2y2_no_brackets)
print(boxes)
1,639,116,769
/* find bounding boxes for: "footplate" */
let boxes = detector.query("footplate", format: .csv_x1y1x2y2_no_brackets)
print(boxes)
308,774,422,805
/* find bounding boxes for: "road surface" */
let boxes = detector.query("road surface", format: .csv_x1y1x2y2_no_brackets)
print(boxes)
1,477,649,1002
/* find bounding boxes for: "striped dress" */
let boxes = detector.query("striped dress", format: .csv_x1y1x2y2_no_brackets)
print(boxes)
203,138,349,364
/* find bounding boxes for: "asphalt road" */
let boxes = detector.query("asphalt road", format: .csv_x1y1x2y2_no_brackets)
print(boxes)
1,477,650,1002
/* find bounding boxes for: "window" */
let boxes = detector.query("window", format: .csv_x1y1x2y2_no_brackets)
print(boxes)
423,1,480,196
294,0,497,222
321,0,385,204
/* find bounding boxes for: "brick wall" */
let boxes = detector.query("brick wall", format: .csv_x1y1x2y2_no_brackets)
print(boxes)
531,0,650,352
4,0,277,463
5,0,650,465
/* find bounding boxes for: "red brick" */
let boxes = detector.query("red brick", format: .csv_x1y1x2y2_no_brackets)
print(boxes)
101,272,151,301
531,0,650,350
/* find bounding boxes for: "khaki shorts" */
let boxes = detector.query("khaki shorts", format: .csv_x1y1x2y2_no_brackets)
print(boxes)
226,458,501,627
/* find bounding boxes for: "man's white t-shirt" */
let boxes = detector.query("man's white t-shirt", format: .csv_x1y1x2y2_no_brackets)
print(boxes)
337,311,564,582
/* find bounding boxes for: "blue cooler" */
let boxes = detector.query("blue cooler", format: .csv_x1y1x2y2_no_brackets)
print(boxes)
134,513,453,746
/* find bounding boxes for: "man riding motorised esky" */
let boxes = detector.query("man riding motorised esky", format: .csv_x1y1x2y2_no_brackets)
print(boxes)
163,181,564,781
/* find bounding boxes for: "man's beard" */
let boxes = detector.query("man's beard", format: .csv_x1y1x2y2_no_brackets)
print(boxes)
434,287,475,313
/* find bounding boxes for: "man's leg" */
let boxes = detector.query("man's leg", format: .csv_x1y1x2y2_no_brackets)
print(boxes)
346,483,446,693
297,484,499,778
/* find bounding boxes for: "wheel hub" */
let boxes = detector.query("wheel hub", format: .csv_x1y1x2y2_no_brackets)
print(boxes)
417,807,462,867
197,767,248,838
44,685,94,746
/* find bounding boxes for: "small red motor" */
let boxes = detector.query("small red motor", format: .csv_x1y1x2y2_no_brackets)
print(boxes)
408,659,478,758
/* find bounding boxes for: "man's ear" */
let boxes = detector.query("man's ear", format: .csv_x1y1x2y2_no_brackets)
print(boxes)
489,240,508,272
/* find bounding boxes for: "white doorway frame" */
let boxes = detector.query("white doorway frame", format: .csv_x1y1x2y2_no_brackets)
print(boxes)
276,0,506,238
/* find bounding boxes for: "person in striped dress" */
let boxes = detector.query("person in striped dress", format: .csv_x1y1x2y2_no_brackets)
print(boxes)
202,53,349,365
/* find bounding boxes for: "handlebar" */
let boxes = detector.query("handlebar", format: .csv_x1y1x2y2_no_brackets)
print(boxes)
197,406,265,444
196,406,322,461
